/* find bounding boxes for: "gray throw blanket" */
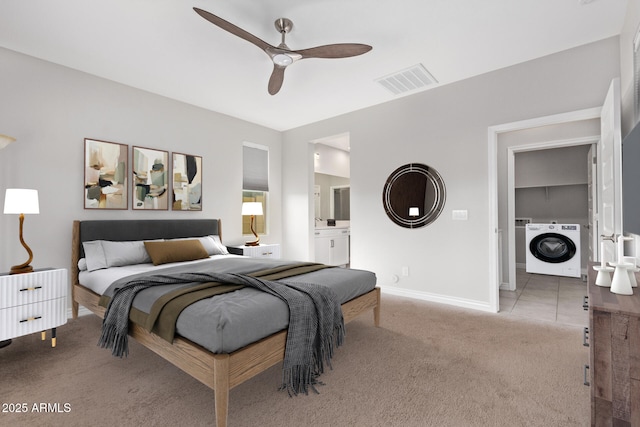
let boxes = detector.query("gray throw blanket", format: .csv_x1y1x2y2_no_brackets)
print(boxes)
97,272,345,396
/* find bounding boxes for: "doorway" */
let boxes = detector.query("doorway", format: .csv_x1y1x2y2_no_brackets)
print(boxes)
312,133,351,225
488,107,602,312
508,139,598,287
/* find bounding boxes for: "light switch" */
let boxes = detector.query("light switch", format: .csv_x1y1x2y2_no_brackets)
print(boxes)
452,210,468,220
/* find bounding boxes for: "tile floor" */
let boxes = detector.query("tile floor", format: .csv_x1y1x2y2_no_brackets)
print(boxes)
499,268,589,327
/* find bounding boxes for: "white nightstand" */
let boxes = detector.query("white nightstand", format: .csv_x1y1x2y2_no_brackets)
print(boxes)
228,244,281,259
0,268,68,347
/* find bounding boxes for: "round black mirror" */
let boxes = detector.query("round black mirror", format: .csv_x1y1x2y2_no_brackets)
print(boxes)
382,163,446,228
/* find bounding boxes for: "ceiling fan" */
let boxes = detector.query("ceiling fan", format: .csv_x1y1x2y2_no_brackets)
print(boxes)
193,7,372,95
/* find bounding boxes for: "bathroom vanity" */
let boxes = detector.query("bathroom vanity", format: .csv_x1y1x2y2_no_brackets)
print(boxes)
314,226,349,266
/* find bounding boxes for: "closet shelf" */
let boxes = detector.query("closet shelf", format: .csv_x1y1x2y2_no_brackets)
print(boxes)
514,182,587,189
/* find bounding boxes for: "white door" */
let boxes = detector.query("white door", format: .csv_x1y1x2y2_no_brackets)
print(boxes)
588,144,598,263
597,78,622,263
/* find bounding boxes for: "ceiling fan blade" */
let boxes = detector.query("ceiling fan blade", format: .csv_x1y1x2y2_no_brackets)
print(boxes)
268,65,286,95
193,8,273,52
296,43,372,59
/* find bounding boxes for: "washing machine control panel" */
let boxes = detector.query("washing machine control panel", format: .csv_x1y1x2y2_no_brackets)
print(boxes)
561,225,578,231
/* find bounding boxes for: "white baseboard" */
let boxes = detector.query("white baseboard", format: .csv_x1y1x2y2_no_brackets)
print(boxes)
379,286,496,313
68,287,502,320
499,283,513,291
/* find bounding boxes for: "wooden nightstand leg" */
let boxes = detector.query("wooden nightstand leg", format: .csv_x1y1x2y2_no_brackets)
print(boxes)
51,328,57,348
41,331,46,341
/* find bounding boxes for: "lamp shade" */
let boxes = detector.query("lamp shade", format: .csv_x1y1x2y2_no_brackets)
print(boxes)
0,134,15,150
4,189,40,214
242,202,263,216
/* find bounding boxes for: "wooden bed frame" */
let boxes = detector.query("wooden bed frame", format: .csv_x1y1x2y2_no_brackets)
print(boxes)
70,219,380,427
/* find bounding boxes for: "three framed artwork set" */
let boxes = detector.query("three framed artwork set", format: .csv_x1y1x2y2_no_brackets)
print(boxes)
84,138,202,211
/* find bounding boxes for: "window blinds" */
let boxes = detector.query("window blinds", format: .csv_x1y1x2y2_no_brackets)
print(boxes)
243,144,269,192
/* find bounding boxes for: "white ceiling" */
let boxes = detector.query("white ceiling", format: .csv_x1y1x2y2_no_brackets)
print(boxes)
0,0,628,131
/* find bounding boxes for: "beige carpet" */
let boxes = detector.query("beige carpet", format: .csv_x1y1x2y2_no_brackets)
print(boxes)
0,295,589,427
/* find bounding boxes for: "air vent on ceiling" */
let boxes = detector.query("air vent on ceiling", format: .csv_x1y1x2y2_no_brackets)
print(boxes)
375,64,438,96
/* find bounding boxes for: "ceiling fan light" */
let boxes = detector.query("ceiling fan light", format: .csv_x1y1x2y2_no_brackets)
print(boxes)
273,53,293,66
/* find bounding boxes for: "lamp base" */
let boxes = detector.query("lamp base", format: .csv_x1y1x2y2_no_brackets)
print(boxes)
245,239,260,247
10,264,33,275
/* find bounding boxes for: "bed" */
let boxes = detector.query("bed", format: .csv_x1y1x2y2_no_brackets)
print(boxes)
70,219,380,427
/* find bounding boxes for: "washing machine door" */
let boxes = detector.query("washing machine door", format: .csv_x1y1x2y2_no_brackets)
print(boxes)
529,233,577,263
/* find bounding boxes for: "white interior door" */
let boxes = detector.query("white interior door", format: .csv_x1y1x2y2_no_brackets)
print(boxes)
588,144,598,263
597,78,622,262
587,144,599,262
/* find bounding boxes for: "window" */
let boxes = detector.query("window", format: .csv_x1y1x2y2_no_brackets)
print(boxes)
242,143,268,235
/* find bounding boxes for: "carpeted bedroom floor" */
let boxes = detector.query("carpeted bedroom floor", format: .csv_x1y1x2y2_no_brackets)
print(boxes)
0,294,589,427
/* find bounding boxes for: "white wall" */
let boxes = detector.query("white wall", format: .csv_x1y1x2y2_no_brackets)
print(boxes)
515,145,591,188
282,37,620,311
313,144,350,178
0,47,283,278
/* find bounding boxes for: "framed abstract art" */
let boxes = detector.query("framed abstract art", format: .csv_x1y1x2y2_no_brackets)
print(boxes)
132,146,169,210
172,152,202,211
84,138,128,209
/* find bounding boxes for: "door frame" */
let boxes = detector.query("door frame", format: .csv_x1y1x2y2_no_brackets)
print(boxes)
487,107,601,311
329,184,350,220
505,135,599,290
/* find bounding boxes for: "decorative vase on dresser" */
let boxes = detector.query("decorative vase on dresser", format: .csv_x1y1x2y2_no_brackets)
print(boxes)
0,268,68,347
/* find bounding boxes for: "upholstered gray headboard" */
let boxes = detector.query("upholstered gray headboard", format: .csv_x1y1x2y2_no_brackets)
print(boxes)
75,219,221,259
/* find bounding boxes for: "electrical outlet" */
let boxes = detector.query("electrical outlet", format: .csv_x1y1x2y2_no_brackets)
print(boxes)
401,266,409,277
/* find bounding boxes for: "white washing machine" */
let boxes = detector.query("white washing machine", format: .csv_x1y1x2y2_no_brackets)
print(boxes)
525,224,581,278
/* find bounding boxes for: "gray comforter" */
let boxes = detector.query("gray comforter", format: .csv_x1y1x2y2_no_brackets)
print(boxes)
100,257,376,354
98,263,346,395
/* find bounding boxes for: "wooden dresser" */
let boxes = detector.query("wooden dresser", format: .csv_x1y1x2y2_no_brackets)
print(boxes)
587,266,640,426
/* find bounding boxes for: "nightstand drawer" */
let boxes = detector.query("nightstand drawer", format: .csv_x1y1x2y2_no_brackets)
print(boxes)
228,244,281,259
0,268,67,309
0,297,67,340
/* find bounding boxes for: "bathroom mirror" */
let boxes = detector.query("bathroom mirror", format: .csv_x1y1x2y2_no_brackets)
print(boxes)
382,163,446,228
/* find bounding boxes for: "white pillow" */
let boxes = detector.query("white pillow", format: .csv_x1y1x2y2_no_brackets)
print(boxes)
82,239,161,271
77,258,88,272
102,240,153,267
82,240,108,272
170,235,228,256
202,235,229,255
212,235,229,255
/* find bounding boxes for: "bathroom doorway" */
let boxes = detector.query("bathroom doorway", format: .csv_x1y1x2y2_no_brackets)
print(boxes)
312,133,350,225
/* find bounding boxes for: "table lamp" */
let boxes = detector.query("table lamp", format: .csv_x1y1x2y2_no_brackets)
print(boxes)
4,188,39,274
242,202,263,246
